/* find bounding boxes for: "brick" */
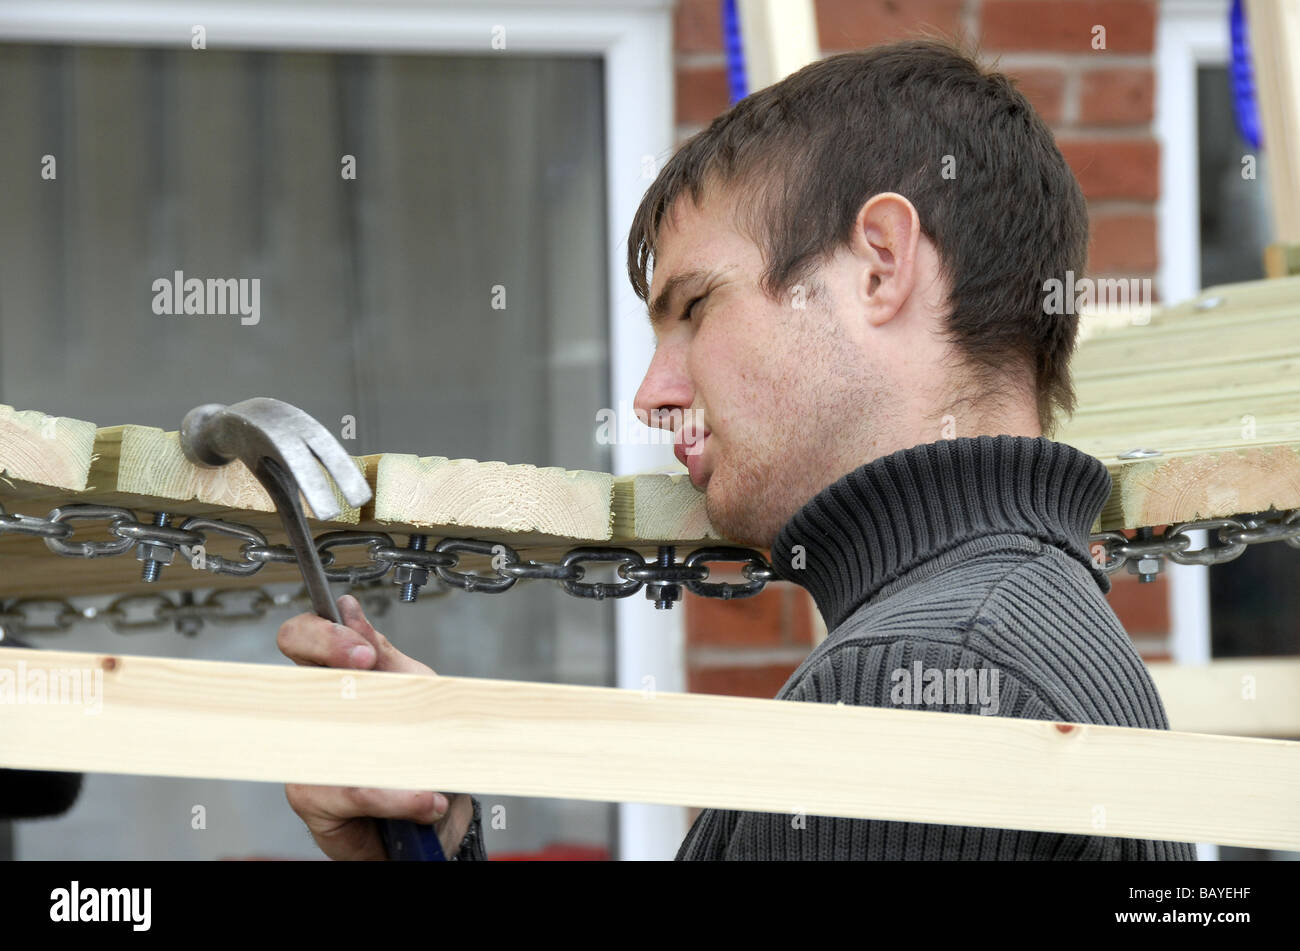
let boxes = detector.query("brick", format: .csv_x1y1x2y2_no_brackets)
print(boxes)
815,0,964,51
675,0,723,53
982,1,1155,53
1057,137,1158,200
1106,571,1170,635
677,66,730,125
686,587,786,647
688,663,800,698
1088,211,1157,273
1080,67,1154,124
1005,67,1066,125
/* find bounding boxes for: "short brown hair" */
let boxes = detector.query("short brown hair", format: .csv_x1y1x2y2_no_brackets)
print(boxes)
628,39,1088,436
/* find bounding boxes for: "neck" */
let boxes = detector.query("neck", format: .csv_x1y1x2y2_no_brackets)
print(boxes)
770,434,1111,629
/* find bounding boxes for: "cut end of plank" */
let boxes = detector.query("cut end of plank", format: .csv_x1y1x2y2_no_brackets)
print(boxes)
0,404,97,493
613,472,725,543
370,454,613,541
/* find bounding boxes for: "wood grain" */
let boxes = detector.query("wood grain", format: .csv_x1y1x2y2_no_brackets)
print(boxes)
1,646,1297,850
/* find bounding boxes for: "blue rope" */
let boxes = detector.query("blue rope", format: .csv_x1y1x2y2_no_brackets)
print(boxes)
1230,0,1262,149
723,0,748,105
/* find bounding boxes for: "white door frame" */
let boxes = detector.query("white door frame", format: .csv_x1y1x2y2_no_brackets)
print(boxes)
1156,0,1232,862
0,0,682,860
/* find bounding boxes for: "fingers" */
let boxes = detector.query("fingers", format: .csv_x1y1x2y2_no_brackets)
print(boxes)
276,610,376,669
285,784,451,862
275,594,434,676
335,594,435,675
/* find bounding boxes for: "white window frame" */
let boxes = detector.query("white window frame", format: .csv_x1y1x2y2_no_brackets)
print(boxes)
0,0,682,860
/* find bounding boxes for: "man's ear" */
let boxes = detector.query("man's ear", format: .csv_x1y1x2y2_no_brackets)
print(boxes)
848,192,921,327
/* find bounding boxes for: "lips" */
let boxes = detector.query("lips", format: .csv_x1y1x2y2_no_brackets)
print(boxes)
674,423,710,486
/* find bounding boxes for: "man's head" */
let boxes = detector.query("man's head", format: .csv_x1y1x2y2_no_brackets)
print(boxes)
630,39,1088,547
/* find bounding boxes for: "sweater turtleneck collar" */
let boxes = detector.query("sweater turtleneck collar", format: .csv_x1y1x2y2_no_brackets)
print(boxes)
769,435,1112,630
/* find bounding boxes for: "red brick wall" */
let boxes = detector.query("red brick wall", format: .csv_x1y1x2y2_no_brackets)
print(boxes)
672,0,1168,697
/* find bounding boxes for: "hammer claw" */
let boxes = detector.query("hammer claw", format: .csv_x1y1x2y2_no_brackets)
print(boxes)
305,430,371,509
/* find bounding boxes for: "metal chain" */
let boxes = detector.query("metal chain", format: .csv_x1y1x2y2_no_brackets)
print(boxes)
1087,510,1300,580
2,501,1297,624
0,502,778,609
0,583,395,639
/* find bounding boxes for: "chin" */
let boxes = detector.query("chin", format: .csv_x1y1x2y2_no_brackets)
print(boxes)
702,468,783,548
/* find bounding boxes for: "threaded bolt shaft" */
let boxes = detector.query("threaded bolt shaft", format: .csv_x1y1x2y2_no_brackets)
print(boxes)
399,534,428,602
140,512,171,583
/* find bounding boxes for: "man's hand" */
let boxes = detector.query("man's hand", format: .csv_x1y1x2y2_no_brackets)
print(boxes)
278,593,473,860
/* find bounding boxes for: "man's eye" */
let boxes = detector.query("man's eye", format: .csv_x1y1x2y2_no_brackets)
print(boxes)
683,296,705,320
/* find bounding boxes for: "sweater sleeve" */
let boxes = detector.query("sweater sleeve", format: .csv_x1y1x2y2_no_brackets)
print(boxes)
704,636,1105,861
449,795,488,861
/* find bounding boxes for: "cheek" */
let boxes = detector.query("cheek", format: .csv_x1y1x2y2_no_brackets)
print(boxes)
688,318,773,400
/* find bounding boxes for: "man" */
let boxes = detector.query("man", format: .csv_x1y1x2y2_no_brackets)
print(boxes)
278,39,1194,860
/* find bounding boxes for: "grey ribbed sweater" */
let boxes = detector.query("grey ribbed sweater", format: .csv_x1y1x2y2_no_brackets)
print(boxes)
674,435,1195,861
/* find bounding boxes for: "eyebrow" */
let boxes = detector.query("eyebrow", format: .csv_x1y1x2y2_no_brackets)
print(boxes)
648,268,717,328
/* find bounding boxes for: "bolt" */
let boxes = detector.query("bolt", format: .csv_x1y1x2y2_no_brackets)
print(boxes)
138,512,174,583
648,546,682,609
1129,527,1162,583
396,535,429,602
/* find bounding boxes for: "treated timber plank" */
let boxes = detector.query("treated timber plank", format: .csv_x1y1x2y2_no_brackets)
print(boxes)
0,405,97,497
1247,0,1300,242
94,424,363,522
612,472,723,543
1150,657,1300,738
1078,443,1300,531
1059,274,1300,529
366,453,612,544
0,647,1296,850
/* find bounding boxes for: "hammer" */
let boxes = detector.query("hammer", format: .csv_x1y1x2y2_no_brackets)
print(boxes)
179,397,448,860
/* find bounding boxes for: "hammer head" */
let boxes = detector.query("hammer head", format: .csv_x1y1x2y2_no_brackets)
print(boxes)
179,398,370,522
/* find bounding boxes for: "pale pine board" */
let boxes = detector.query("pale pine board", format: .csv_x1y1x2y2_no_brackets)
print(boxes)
0,647,1296,850
1150,657,1300,738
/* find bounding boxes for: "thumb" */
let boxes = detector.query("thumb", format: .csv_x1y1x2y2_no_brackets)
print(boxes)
336,594,435,676
337,593,382,641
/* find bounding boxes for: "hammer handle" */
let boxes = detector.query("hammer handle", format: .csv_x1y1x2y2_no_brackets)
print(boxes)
378,818,448,861
259,457,446,860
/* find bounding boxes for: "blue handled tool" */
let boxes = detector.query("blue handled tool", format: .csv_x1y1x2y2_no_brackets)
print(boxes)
178,397,444,861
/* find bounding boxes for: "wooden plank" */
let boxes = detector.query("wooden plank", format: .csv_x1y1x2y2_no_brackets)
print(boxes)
94,424,361,521
736,0,820,92
0,404,97,497
1080,444,1300,531
1151,657,1300,738
612,472,722,543
1265,241,1300,277
1247,0,1300,242
1058,273,1300,528
367,453,613,543
1,646,1296,850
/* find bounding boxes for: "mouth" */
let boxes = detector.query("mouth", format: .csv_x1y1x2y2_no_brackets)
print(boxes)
673,424,711,487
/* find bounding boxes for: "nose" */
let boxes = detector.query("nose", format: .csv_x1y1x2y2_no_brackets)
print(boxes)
633,341,693,434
